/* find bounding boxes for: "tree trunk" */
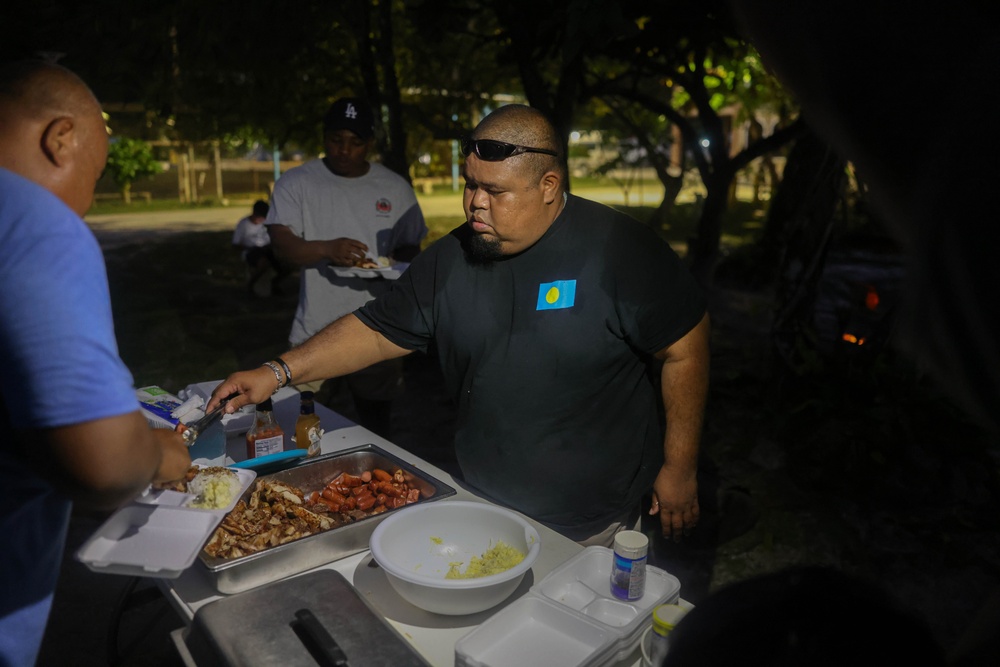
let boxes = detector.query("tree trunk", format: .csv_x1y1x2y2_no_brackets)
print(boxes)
757,128,847,285
122,183,132,206
688,169,734,286
349,0,411,183
763,128,848,368
647,175,683,230
374,0,411,182
646,123,686,229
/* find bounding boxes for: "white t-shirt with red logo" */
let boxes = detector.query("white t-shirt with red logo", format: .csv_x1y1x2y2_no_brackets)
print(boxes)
266,159,426,345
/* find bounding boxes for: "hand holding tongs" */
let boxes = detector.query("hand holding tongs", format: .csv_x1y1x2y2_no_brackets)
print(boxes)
176,392,238,445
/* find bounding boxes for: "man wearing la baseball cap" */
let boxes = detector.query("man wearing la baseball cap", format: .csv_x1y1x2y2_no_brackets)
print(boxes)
323,97,375,140
265,96,427,437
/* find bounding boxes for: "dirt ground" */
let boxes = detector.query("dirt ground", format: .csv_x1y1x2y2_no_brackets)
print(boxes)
35,211,1000,666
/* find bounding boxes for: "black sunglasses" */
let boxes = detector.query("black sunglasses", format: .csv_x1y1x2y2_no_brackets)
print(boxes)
460,138,558,161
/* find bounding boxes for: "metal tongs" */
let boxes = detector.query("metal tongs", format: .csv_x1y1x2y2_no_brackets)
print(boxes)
178,392,238,445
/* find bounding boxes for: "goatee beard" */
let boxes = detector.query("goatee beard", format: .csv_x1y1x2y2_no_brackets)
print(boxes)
466,234,504,264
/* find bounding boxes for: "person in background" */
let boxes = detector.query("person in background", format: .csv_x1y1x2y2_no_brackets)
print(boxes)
266,97,427,438
0,59,191,665
662,565,947,667
232,198,288,296
209,104,709,547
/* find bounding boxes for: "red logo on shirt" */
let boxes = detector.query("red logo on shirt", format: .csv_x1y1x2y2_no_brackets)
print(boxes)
376,198,392,213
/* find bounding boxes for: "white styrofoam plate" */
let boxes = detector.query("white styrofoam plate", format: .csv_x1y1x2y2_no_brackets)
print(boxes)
180,381,255,434
456,546,682,667
76,467,256,579
329,261,408,280
454,596,616,667
530,546,681,663
133,467,256,515
76,505,219,578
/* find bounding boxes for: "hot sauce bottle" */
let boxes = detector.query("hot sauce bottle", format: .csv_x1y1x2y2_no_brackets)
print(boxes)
245,398,284,459
294,390,323,458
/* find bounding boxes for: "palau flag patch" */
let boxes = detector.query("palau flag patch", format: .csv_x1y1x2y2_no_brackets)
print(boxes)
536,280,577,310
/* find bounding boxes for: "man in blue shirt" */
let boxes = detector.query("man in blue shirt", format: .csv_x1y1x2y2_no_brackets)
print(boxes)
0,60,191,666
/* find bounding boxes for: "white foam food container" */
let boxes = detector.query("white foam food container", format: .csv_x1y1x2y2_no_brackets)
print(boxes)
454,596,618,667
329,260,409,280
180,381,256,435
136,385,185,430
75,466,256,579
455,545,681,667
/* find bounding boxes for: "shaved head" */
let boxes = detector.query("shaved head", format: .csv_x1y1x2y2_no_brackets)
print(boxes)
462,104,568,260
0,60,101,126
0,60,108,216
472,104,567,182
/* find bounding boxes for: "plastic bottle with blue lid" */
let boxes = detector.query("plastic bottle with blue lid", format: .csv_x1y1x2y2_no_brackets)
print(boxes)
611,530,648,600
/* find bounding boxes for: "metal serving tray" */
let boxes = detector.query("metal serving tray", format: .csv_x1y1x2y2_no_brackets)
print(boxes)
184,570,429,666
198,444,457,594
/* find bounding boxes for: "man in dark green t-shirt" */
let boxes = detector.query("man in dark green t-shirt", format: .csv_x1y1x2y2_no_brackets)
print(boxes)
209,104,710,546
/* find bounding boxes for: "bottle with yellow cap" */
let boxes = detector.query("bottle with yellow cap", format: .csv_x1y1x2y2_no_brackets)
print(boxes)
649,603,688,667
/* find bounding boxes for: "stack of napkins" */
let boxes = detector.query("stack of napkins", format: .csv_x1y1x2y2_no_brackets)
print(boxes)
137,386,188,429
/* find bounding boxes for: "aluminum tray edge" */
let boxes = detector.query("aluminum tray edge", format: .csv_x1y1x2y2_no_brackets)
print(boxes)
197,443,457,594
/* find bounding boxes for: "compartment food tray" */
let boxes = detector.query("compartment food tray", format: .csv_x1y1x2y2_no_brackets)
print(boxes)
455,546,680,667
76,466,256,578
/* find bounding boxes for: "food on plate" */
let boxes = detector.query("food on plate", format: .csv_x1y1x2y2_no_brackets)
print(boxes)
353,255,391,269
153,465,200,493
203,479,336,559
445,541,525,579
306,467,422,514
187,467,242,509
203,467,424,560
151,465,241,509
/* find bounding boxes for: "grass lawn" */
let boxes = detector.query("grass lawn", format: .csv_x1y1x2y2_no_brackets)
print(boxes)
102,186,764,392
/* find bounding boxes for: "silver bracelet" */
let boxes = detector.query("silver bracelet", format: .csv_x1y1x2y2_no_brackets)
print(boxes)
274,357,293,386
261,361,283,394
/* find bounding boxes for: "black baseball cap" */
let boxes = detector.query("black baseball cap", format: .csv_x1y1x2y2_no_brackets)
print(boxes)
322,97,374,140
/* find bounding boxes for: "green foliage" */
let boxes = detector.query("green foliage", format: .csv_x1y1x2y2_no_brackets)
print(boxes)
105,137,161,192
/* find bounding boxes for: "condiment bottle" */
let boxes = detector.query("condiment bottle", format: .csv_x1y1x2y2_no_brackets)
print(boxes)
245,398,284,459
294,390,323,458
610,530,648,601
649,603,688,666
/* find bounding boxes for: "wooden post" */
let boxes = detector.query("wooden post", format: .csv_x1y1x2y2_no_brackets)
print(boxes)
213,141,224,201
188,144,198,202
179,152,190,203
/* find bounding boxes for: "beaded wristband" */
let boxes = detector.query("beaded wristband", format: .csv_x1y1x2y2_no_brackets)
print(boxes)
261,361,283,394
274,356,293,386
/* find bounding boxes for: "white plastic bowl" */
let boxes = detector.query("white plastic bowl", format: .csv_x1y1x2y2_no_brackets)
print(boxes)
369,500,541,615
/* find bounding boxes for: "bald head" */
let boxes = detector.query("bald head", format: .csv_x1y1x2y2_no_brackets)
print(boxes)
472,104,567,182
0,60,101,124
0,60,108,216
